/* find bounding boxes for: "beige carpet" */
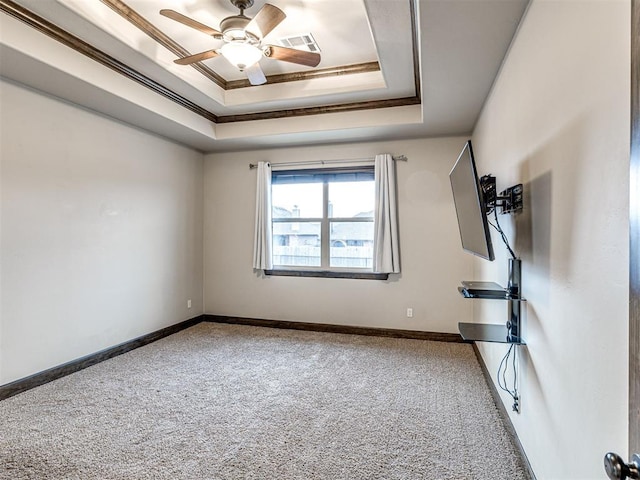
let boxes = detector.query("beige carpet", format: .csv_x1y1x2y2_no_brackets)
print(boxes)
0,322,529,479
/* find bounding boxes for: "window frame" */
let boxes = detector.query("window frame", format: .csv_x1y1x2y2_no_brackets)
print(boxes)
269,166,387,280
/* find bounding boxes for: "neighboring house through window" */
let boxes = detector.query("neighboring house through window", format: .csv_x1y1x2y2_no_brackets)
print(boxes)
271,167,375,271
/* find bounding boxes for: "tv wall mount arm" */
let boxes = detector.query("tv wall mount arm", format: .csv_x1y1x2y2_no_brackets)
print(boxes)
480,175,523,215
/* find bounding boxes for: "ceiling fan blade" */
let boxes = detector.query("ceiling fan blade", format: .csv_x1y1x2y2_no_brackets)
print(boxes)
245,63,267,86
264,45,321,67
159,9,222,37
245,4,286,39
174,50,220,65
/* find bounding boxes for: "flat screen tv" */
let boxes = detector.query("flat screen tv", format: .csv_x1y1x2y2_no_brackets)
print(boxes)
449,140,495,261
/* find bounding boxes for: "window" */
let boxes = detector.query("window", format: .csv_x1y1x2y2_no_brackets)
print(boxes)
271,167,376,274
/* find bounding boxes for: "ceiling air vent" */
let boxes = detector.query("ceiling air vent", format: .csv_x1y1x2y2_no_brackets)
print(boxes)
278,33,321,53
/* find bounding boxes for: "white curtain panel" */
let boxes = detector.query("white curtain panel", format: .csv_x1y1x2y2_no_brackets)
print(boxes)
373,154,401,273
252,161,273,270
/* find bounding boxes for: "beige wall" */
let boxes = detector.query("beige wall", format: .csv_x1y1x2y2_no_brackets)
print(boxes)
471,1,630,478
0,79,205,385
4,3,629,474
203,137,474,332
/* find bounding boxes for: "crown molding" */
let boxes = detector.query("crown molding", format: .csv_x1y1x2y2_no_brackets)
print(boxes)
99,0,227,88
0,0,219,122
0,0,421,125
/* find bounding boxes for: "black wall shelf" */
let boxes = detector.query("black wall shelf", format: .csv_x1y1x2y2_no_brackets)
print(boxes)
459,322,525,345
457,259,525,345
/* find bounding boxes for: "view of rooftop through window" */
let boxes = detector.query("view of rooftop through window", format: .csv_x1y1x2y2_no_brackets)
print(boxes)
272,179,375,269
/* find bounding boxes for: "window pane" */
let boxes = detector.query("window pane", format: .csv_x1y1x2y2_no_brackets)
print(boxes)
273,222,321,267
329,221,374,268
328,181,374,218
272,183,322,218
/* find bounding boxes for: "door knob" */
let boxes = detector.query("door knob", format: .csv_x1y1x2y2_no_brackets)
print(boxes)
604,452,640,479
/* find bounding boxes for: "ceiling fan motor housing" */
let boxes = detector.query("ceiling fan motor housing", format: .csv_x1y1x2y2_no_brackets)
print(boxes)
221,0,261,44
220,15,251,35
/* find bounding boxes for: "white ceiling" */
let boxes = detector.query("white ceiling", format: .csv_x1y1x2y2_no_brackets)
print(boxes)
0,0,529,152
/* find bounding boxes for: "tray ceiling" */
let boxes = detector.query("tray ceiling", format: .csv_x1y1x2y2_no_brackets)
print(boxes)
0,0,529,152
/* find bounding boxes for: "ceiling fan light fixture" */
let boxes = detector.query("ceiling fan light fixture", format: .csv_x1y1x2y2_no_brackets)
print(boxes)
161,1,320,83
219,42,263,71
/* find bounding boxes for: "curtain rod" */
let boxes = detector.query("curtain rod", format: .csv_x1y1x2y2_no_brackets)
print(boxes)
248,155,407,170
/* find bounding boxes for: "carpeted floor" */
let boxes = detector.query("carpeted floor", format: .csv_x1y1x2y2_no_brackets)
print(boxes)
0,322,530,479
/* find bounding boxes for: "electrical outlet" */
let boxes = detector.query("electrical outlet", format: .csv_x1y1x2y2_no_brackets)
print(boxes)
406,308,413,318
187,299,192,309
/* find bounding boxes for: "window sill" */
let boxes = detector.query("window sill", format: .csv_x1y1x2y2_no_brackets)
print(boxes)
264,270,389,280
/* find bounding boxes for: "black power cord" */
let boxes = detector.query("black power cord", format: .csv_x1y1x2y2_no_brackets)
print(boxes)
497,344,519,412
486,193,520,412
488,208,516,260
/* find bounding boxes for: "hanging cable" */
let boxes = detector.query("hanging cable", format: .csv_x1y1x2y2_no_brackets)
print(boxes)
497,344,519,412
488,208,517,259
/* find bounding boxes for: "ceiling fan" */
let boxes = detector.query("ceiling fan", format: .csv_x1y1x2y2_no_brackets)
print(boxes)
160,0,321,86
